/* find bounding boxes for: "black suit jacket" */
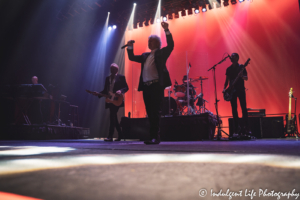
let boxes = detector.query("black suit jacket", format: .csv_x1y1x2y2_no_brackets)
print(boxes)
99,74,129,108
127,31,174,91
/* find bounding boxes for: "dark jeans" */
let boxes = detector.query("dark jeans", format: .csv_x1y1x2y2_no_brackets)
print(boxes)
108,105,122,138
230,89,248,133
143,82,164,139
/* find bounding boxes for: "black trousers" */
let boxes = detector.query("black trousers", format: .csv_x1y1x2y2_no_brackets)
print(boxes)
230,89,249,132
108,105,122,138
142,82,164,139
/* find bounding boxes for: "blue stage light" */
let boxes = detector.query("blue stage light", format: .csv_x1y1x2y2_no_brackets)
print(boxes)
113,25,117,29
239,0,245,2
108,26,112,30
202,7,207,12
163,16,167,22
195,9,199,14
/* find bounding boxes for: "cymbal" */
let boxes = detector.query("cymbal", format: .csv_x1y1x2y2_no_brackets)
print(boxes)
194,76,208,80
183,78,194,83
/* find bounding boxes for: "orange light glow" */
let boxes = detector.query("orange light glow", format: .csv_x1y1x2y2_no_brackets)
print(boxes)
124,0,300,133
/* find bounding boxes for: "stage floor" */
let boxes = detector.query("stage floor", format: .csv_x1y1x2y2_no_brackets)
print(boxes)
0,139,299,200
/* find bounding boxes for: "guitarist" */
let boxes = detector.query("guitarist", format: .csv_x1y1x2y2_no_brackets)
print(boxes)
223,53,251,139
91,63,129,141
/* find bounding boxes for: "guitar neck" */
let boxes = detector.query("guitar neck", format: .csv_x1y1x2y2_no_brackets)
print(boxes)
288,96,292,120
230,67,245,89
86,90,110,98
98,93,110,98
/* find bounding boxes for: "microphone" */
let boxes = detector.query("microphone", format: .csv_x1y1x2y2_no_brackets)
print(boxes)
121,40,135,49
227,54,232,61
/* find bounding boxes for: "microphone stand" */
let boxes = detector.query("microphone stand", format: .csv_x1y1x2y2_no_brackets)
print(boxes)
293,97,299,138
208,55,230,140
187,64,191,115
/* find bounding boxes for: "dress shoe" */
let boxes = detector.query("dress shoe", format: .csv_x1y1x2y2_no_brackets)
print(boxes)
104,138,113,142
144,138,160,145
114,138,122,141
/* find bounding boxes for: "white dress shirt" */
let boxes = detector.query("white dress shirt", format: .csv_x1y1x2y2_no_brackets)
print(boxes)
142,49,159,82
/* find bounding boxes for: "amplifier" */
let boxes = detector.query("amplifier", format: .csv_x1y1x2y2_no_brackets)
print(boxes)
228,116,284,138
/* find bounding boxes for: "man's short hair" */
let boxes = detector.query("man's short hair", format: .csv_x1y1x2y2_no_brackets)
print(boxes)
148,35,161,49
110,63,119,70
232,53,239,61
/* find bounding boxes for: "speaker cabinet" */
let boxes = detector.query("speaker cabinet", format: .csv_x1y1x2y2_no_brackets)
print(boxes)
229,117,284,138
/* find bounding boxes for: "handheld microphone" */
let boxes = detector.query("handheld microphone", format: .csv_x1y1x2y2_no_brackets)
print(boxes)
121,40,135,49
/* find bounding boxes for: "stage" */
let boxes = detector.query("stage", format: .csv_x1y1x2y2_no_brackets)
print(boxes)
0,139,299,200
1,124,90,140
1,0,300,199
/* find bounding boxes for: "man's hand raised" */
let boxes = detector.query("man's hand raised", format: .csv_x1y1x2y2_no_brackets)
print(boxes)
161,22,169,30
126,40,134,47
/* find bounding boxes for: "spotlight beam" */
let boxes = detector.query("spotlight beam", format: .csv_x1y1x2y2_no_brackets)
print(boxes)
113,3,137,75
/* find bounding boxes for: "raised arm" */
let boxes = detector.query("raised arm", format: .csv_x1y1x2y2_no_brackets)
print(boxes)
126,40,143,63
160,22,174,58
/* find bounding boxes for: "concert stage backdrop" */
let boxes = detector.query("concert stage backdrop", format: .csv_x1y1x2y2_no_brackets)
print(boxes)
124,0,300,131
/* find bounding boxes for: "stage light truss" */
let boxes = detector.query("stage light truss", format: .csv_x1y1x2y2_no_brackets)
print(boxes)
107,0,251,30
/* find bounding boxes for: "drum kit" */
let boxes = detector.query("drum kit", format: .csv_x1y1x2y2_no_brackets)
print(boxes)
163,75,210,116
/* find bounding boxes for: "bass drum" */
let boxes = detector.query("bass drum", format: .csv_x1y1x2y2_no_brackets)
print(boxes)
162,97,177,116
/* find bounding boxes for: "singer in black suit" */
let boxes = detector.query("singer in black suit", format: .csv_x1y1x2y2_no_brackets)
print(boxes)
92,63,128,141
126,22,174,144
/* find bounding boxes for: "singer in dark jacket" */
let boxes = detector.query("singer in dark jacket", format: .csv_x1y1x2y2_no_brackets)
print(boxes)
126,22,174,144
92,63,129,141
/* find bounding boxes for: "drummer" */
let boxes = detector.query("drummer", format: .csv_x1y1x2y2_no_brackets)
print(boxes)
176,75,196,108
182,75,196,97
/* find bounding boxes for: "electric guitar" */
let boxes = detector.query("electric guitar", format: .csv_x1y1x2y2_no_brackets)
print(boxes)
287,88,297,138
85,89,124,106
223,58,251,101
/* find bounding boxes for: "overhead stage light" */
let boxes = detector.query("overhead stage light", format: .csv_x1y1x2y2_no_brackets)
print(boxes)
156,18,160,23
163,16,167,22
113,25,117,29
195,8,199,14
199,1,208,12
223,0,229,6
181,8,187,17
108,26,112,30
239,0,245,2
168,11,173,20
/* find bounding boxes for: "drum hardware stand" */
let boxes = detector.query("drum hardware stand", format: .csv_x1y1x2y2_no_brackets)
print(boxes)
186,63,192,115
166,87,173,117
208,55,231,140
200,78,204,113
